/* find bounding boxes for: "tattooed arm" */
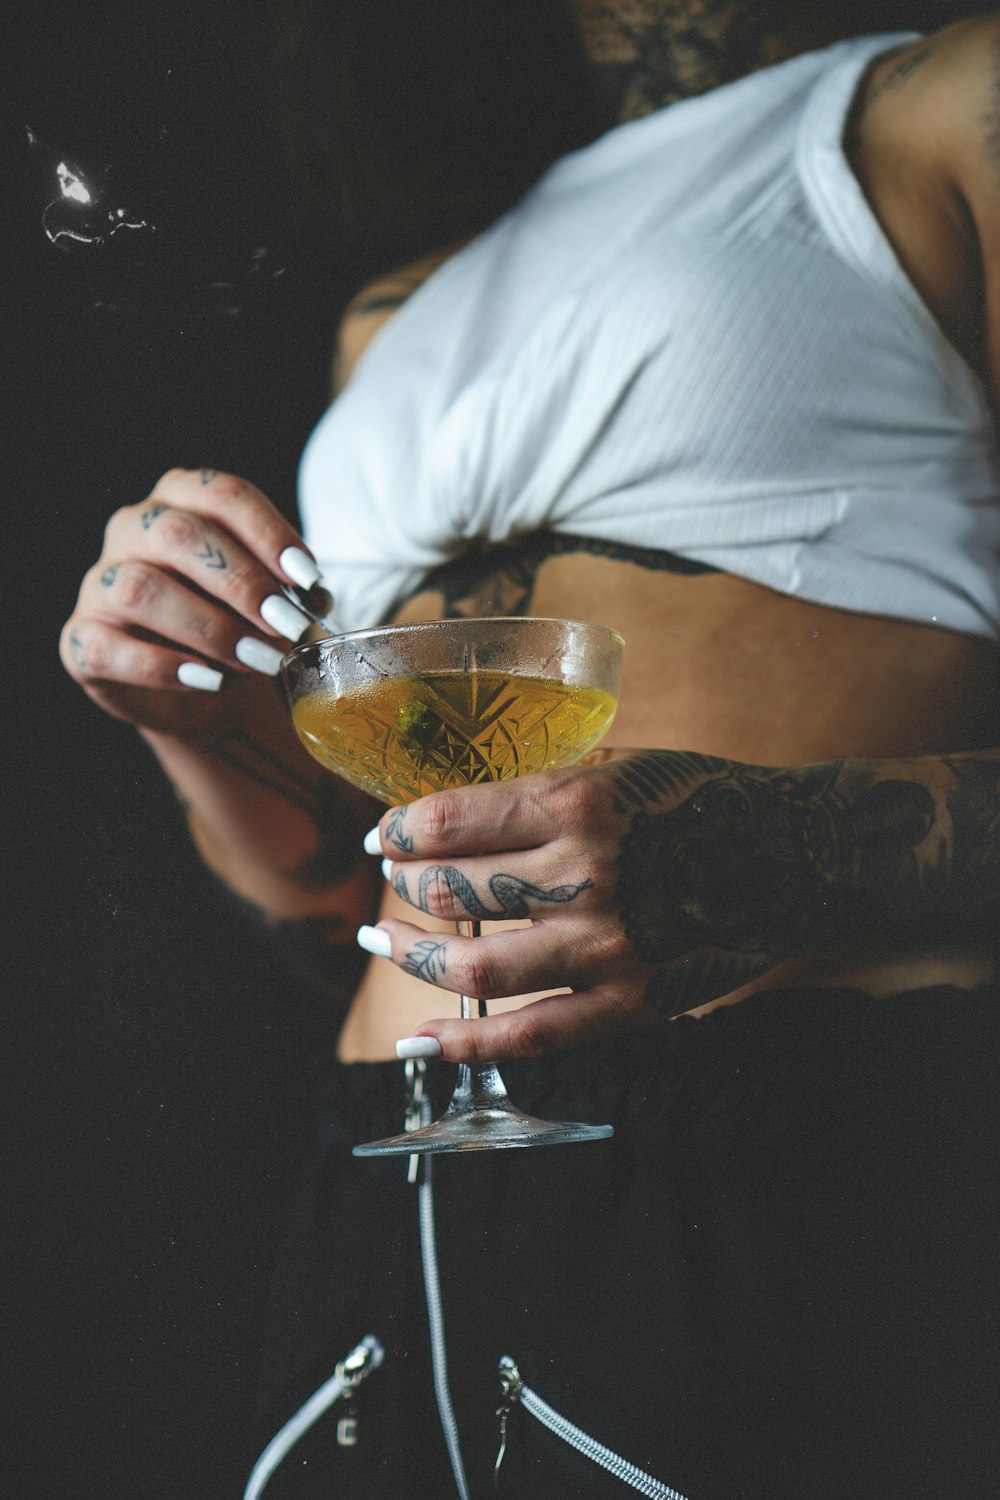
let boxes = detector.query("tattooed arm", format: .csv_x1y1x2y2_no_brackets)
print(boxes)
61,466,382,994
137,656,383,1001
144,676,380,980
359,747,1000,1061
572,0,841,126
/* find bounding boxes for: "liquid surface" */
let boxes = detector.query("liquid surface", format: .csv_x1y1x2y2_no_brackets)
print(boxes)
292,669,618,804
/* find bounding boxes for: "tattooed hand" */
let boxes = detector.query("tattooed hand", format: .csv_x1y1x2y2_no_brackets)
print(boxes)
359,748,968,1062
60,467,328,736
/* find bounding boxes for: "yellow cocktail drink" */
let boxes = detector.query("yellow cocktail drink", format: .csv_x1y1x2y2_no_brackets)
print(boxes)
292,668,617,805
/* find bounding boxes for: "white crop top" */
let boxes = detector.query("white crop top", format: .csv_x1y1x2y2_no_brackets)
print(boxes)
299,33,1000,637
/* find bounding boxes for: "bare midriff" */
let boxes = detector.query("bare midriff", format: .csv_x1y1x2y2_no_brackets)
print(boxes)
336,554,999,1060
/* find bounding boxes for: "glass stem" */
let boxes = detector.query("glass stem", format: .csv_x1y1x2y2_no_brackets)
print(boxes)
457,919,486,1020
450,919,512,1111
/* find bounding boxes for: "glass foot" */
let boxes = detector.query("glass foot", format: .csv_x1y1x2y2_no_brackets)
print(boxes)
353,1099,614,1157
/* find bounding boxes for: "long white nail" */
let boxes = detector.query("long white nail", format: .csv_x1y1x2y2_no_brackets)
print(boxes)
357,924,393,958
279,546,322,590
260,593,311,642
177,662,223,692
235,637,287,676
381,857,393,881
363,824,383,855
396,1036,443,1060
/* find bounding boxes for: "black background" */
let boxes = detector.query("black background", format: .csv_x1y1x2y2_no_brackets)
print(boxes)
1,2,989,1496
3,5,342,1494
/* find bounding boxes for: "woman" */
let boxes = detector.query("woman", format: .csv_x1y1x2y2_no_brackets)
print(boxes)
61,4,1000,1495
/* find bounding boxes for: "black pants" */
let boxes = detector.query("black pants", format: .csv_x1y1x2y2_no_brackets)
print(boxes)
258,984,1000,1499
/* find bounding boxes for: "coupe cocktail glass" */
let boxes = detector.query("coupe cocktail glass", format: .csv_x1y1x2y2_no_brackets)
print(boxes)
282,617,623,1155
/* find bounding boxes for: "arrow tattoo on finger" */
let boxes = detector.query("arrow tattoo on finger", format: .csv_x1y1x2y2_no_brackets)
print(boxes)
195,540,227,569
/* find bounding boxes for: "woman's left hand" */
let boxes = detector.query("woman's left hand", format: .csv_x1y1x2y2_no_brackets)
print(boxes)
360,750,793,1061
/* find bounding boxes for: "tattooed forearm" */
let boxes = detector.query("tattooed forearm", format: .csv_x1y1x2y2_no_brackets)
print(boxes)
943,757,1000,890
207,729,368,886
615,756,937,957
610,749,997,1015
208,729,320,813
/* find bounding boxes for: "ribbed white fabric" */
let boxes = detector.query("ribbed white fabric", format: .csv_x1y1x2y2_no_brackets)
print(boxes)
299,33,1000,637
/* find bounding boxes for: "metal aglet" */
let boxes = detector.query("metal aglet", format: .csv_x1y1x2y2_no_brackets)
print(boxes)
498,1356,522,1401
329,1336,384,1451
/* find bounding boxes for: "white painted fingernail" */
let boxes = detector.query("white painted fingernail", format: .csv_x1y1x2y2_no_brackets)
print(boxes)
235,637,286,676
363,824,383,855
381,857,393,881
177,662,223,692
357,924,393,958
396,1036,443,1060
261,593,311,642
279,546,321,590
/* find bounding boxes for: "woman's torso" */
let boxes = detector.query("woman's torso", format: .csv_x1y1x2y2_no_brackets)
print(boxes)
324,33,1000,1060
302,32,1000,643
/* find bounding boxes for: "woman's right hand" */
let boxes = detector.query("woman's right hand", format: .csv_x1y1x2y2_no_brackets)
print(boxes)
60,467,326,738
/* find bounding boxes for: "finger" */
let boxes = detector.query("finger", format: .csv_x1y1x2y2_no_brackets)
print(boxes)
104,506,313,646
60,618,226,694
142,467,322,590
372,768,612,859
359,916,600,1002
400,986,654,1064
382,852,598,923
83,561,288,677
